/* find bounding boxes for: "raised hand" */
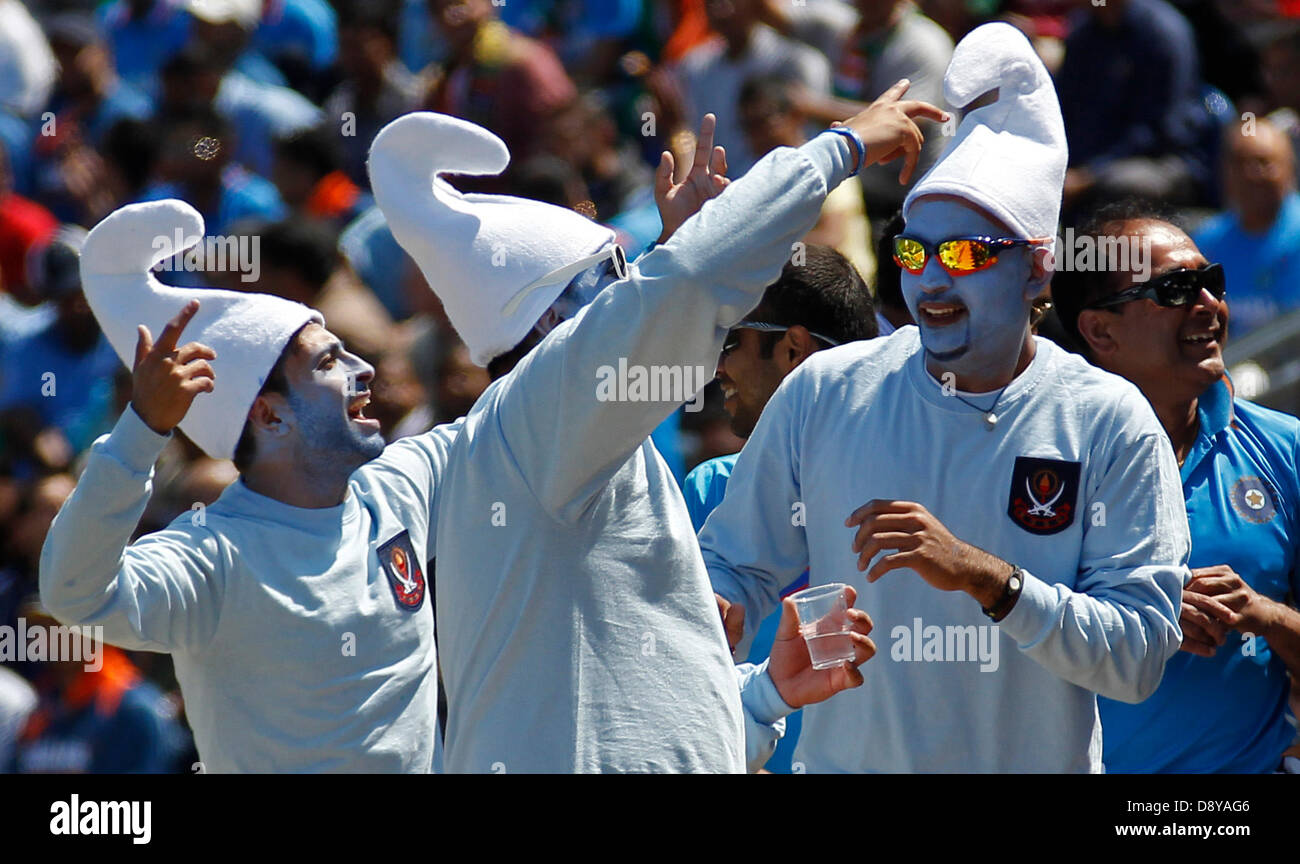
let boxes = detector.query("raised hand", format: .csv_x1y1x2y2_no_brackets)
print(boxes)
839,78,949,185
131,300,217,435
654,113,729,244
845,499,1010,609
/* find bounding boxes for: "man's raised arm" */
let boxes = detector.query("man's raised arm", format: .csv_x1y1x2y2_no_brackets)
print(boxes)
499,85,947,519
40,301,226,653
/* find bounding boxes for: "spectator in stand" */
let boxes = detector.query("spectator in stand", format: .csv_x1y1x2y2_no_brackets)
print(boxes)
97,0,193,101
41,14,154,149
33,15,154,224
253,0,339,100
540,94,657,233
159,41,321,181
1168,0,1266,109
670,0,831,176
243,218,394,361
760,0,953,220
1260,21,1300,162
324,4,423,189
139,107,286,237
1193,118,1300,336
272,125,373,228
0,227,122,456
0,143,59,308
423,0,577,173
739,75,875,282
9,592,190,774
185,0,286,87
1055,0,1213,214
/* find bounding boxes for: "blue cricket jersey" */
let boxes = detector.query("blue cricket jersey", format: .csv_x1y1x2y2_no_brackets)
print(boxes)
1099,376,1300,772
684,454,808,773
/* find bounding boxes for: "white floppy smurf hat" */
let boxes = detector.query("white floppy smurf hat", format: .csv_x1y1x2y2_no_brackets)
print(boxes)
904,22,1068,256
79,199,321,460
368,112,620,367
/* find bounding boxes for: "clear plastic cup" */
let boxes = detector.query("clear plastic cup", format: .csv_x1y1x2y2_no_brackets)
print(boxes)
789,582,855,670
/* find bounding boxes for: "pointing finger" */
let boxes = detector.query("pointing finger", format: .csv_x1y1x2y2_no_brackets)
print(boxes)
157,299,200,355
880,78,911,102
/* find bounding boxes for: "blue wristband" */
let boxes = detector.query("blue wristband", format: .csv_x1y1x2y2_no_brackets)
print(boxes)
826,127,865,177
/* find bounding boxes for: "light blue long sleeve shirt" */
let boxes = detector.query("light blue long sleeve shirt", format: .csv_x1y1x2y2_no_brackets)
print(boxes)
40,406,462,773
433,132,855,773
701,328,1191,773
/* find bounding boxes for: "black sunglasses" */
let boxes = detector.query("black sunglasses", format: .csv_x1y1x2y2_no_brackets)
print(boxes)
1085,263,1226,311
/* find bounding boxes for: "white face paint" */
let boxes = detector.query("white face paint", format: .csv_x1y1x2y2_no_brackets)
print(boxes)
284,325,386,475
901,196,1041,389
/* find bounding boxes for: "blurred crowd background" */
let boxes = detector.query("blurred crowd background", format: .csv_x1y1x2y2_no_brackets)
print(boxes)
1,0,1299,772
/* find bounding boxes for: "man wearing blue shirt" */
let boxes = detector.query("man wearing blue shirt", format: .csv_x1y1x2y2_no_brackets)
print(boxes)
699,23,1190,773
1058,207,1300,773
683,243,877,771
1193,119,1300,336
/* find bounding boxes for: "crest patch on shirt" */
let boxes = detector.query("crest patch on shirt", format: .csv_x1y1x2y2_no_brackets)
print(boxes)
1230,476,1276,524
1007,457,1081,535
377,531,425,610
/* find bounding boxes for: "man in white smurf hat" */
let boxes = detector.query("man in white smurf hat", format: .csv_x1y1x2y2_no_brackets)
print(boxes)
39,199,463,772
370,90,945,771
700,22,1192,772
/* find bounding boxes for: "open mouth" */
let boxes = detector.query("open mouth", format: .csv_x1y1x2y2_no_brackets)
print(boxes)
1180,321,1223,350
918,302,967,327
347,394,382,429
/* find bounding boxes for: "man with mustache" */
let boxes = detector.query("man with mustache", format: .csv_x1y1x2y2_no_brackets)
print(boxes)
699,23,1190,772
1056,204,1300,773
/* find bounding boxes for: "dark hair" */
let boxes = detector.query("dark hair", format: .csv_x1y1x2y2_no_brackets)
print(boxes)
874,210,906,313
1051,198,1181,350
275,125,343,182
750,243,877,359
486,326,543,382
257,219,340,290
232,333,299,473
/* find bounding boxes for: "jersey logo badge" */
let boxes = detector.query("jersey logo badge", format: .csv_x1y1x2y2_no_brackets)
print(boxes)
1230,476,1276,524
377,531,426,610
1008,457,1081,535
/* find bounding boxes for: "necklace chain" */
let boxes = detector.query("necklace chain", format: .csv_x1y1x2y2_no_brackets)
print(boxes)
949,382,1011,427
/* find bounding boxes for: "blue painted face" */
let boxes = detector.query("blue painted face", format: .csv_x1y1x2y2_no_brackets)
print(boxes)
901,196,1041,388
